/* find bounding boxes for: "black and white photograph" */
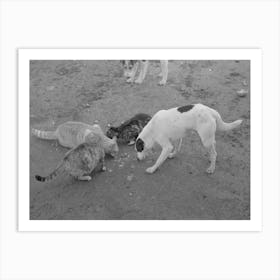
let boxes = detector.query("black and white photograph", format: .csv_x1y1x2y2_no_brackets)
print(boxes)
28,57,250,221
2,0,280,279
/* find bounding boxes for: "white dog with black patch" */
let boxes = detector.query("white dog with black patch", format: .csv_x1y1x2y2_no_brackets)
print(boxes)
135,104,242,174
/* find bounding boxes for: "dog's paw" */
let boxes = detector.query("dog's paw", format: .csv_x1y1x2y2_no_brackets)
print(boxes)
168,153,176,159
158,79,166,86
128,140,135,146
101,166,107,172
135,78,143,84
146,166,156,174
206,166,215,174
126,78,133,83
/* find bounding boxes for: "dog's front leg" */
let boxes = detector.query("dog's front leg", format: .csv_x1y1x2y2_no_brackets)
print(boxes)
146,145,173,174
127,62,139,83
158,60,168,85
135,61,149,84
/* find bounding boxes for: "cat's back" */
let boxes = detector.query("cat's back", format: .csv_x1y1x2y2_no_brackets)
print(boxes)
64,135,104,172
56,121,94,148
58,121,92,133
119,113,151,129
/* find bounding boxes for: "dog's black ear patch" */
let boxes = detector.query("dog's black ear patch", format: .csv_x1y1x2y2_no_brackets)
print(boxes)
177,104,194,113
135,138,144,152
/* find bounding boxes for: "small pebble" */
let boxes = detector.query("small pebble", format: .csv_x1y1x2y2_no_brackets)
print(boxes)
237,89,248,97
127,174,134,181
180,85,187,92
46,85,55,91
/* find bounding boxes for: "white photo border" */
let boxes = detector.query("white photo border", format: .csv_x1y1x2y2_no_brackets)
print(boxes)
18,48,262,232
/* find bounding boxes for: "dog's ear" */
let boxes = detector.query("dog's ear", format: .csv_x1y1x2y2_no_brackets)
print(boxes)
135,138,144,152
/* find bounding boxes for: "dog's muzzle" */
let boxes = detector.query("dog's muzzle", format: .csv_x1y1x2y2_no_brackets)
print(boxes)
137,152,145,161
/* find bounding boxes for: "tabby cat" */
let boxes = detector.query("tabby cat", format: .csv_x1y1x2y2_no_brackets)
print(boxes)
32,121,118,156
106,113,151,145
35,132,106,182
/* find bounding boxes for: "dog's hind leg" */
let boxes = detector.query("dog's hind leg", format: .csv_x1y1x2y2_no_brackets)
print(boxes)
135,61,149,84
197,121,217,174
168,138,182,159
127,62,139,83
158,60,168,85
146,140,173,174
205,143,217,173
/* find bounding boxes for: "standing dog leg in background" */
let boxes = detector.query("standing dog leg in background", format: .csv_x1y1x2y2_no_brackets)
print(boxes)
158,60,168,85
126,61,139,83
135,60,149,84
122,60,140,84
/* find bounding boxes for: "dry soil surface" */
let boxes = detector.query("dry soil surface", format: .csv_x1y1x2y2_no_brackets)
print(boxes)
30,60,250,220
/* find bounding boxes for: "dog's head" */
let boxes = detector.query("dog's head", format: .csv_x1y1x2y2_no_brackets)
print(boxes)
135,138,147,160
120,60,137,78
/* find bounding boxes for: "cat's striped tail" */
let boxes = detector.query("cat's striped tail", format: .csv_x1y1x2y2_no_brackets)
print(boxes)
35,162,64,182
31,128,57,140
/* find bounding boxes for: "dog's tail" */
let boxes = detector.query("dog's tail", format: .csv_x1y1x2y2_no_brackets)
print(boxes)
31,128,57,140
211,109,242,131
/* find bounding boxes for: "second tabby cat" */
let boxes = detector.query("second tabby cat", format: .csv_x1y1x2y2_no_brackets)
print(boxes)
35,131,106,182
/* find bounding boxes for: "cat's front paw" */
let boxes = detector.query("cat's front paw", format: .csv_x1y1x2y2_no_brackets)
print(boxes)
126,78,133,83
128,140,135,146
146,166,156,174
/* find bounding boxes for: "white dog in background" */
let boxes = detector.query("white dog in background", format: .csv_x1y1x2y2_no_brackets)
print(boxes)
135,104,242,174
121,60,168,85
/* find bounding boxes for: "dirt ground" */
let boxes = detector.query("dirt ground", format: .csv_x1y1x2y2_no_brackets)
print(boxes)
30,60,250,220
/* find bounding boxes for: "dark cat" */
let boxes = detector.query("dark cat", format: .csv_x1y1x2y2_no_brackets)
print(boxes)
35,132,105,182
106,113,151,145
